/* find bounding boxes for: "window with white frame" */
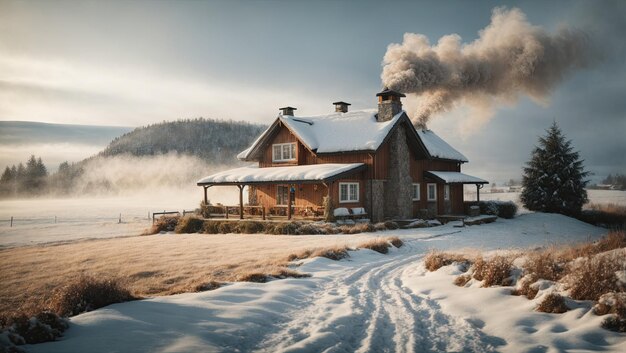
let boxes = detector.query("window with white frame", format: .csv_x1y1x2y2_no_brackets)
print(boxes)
272,142,296,162
444,185,450,201
412,183,420,201
339,182,359,203
427,183,437,201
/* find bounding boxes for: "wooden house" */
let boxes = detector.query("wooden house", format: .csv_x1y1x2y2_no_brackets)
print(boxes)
197,88,487,222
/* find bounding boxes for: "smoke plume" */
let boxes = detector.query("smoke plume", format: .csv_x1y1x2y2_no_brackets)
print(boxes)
381,7,593,130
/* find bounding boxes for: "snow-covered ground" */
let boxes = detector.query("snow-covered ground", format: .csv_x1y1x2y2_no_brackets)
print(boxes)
2,189,624,248
0,187,235,248
28,213,626,353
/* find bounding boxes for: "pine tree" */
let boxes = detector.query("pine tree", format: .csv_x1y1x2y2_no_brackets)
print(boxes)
521,122,589,216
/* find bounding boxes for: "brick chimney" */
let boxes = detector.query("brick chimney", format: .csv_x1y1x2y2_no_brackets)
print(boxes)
376,87,405,122
333,101,351,113
279,106,297,116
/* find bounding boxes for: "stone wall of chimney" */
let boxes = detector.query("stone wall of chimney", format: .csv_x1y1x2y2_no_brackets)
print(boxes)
377,100,402,122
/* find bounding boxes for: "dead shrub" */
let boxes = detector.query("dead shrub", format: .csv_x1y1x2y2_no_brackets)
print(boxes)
454,274,472,287
602,316,626,332
1,311,69,348
269,222,301,235
48,276,137,317
471,257,486,281
339,223,375,234
358,238,391,254
566,253,624,301
524,251,564,282
193,281,222,292
424,251,469,272
217,221,235,234
295,223,326,235
388,236,404,248
536,293,569,313
311,247,350,260
383,221,399,230
373,222,387,231
474,256,512,287
237,272,269,283
145,215,179,234
237,268,310,283
511,274,539,299
287,246,350,261
202,220,221,234
594,292,626,317
594,230,626,252
236,221,266,234
174,216,204,234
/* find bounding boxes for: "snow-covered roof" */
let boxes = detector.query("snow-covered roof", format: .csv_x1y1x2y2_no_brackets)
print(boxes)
425,171,488,184
417,130,468,162
238,109,468,163
197,163,365,185
238,110,403,160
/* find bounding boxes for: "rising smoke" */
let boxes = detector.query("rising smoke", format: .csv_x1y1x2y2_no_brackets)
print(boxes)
381,7,594,130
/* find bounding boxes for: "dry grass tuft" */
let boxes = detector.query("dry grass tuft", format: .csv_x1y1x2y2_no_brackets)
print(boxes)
174,216,204,234
48,276,137,317
424,251,469,272
144,215,179,235
524,251,564,282
287,246,350,261
339,223,375,234
566,253,624,301
454,274,472,287
238,268,311,283
473,255,512,287
388,236,404,248
536,293,569,313
358,238,391,254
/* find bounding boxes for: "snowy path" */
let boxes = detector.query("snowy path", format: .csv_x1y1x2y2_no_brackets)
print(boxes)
257,245,496,353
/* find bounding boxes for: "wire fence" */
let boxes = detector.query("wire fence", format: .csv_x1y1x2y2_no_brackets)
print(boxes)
0,209,198,228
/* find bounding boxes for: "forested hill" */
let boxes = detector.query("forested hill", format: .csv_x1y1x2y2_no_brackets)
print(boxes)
99,118,266,164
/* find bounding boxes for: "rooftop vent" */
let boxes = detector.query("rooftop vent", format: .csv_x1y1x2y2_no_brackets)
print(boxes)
279,106,297,116
332,101,351,113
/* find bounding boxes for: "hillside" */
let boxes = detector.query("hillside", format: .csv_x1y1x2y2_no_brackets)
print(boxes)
99,118,265,164
0,118,266,197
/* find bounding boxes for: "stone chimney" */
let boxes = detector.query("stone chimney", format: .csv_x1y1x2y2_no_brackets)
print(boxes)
376,87,405,122
279,106,297,116
333,101,351,113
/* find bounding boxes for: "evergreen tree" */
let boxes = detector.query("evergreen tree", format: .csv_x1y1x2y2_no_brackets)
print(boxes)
521,122,589,216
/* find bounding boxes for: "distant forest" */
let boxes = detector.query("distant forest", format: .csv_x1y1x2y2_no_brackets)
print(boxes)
0,118,265,197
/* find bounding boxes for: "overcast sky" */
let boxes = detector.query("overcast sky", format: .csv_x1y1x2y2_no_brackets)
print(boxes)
0,0,624,183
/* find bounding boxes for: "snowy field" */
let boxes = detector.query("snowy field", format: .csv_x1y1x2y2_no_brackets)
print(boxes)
0,187,236,248
26,213,626,353
1,189,625,248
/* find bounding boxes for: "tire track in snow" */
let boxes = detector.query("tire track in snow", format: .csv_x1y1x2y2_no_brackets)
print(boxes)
255,242,498,353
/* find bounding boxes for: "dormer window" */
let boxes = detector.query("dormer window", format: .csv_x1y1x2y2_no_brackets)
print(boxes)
272,142,296,162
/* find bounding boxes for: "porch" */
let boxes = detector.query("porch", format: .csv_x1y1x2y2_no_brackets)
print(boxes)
197,163,367,220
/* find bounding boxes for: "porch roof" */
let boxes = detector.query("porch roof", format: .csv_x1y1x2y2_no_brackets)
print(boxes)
424,171,488,184
197,163,366,186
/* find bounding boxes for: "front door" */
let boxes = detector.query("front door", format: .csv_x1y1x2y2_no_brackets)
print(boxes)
444,184,452,214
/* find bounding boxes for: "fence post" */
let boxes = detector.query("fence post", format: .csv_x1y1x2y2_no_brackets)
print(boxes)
225,207,229,219
262,206,266,220
118,213,121,224
10,216,13,227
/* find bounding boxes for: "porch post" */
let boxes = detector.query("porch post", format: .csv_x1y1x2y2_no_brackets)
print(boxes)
476,184,483,202
287,185,293,220
203,185,209,204
238,185,244,220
